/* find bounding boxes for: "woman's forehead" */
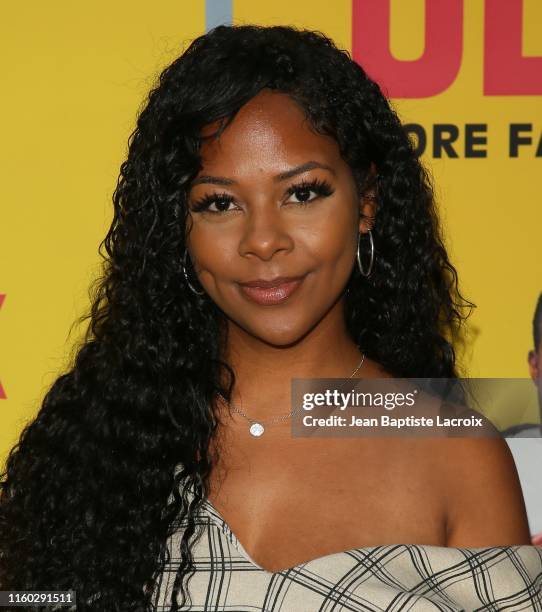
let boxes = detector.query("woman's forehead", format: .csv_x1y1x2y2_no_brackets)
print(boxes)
196,91,342,177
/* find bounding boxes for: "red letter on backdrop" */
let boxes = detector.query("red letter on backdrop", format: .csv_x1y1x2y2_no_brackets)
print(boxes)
485,0,542,95
351,0,463,98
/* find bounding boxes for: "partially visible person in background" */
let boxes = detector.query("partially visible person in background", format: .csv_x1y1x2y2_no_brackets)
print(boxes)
504,291,542,545
503,291,542,438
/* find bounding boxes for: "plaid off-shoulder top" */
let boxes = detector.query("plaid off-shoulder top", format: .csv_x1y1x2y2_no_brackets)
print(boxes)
152,486,542,611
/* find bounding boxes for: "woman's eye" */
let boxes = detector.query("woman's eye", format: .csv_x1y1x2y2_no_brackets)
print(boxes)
190,179,334,214
190,193,236,214
288,187,318,204
286,179,334,205
207,197,235,213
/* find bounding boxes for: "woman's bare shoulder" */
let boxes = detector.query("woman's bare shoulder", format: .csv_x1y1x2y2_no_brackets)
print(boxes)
435,434,532,547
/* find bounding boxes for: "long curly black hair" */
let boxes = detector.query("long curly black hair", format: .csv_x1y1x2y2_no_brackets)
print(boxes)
0,24,474,611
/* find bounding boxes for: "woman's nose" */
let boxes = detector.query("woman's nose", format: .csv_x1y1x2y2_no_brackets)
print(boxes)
237,205,294,261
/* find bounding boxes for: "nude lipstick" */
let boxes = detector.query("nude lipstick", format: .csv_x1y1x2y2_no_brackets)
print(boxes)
238,275,306,305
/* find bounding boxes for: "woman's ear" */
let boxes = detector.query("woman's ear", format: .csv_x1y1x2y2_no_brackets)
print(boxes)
359,193,376,234
358,163,377,234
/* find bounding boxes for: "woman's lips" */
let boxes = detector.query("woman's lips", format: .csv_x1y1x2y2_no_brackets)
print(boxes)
238,277,305,305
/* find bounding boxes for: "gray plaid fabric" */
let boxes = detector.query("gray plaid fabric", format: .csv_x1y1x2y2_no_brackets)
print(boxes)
152,496,542,611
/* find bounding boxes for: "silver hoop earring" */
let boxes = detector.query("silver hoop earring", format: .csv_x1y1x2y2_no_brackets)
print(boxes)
182,248,205,296
357,230,374,278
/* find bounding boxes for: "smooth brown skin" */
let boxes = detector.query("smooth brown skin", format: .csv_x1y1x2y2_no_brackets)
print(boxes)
185,89,532,573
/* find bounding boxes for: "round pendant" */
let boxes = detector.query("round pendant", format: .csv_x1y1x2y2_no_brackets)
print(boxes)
249,422,265,437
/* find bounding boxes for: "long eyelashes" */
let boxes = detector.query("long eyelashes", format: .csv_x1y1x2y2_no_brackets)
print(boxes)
285,178,334,203
190,178,335,214
191,191,235,214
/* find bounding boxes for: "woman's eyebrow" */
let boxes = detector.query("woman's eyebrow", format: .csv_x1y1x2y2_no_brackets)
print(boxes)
190,161,336,187
274,161,336,182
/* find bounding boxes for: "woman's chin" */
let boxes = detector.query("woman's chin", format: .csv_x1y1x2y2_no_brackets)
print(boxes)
232,319,318,349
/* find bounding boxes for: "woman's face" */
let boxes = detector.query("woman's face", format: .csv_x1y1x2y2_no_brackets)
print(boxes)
186,89,373,347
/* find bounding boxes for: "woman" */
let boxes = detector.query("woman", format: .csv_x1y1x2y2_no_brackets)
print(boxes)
1,24,541,612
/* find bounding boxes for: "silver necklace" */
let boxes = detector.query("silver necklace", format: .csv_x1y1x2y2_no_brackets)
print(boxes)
217,351,365,437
